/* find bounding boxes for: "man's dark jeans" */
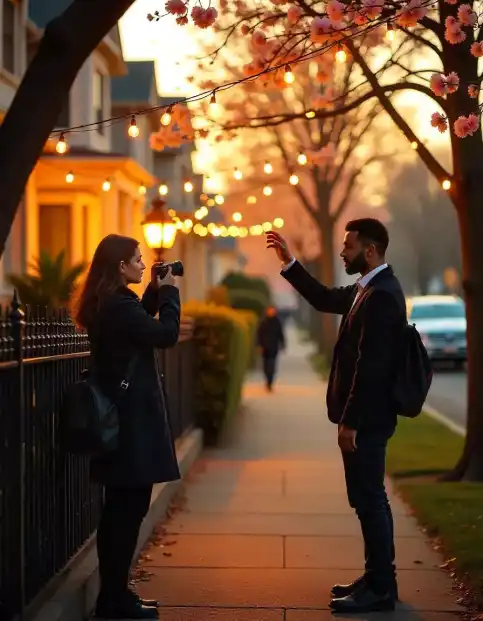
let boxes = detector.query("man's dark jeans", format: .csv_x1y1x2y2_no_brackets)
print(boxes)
341,430,396,594
262,355,278,388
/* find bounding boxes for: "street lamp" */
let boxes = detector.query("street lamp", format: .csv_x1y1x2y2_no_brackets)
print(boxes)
142,197,177,261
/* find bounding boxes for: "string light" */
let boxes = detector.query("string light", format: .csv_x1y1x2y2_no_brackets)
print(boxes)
411,141,418,150
232,212,242,222
386,24,395,42
335,44,347,63
205,176,215,191
56,133,68,154
128,116,140,138
284,64,295,84
209,92,218,115
264,161,273,174
247,195,257,204
273,217,284,228
263,184,273,196
297,152,307,166
184,180,194,193
207,198,215,207
263,222,273,232
215,194,225,205
442,179,452,191
233,167,243,180
138,184,147,195
65,171,74,184
102,178,111,192
289,173,299,186
161,106,173,126
159,183,169,196
305,110,316,119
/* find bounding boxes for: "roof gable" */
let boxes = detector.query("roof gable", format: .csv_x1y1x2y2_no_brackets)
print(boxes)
111,61,158,105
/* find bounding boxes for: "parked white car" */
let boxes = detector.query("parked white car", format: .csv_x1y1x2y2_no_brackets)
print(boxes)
407,295,467,368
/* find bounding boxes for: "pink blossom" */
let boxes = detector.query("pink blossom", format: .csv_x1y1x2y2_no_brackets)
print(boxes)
251,30,267,48
316,69,330,83
445,71,460,94
176,14,188,24
287,5,303,23
360,0,384,20
241,24,250,35
457,4,476,26
430,112,448,133
430,73,446,97
453,114,480,138
327,0,345,22
444,16,466,44
468,84,479,99
396,0,427,27
310,16,335,43
470,41,483,57
444,0,458,4
191,6,217,27
165,0,186,15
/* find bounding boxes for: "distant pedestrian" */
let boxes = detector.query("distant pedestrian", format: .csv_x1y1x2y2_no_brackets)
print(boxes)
257,306,286,391
267,219,406,613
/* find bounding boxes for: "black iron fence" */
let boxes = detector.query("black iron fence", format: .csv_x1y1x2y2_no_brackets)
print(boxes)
0,295,195,621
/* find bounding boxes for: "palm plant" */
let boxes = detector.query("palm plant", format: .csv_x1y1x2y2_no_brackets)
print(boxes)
7,250,86,308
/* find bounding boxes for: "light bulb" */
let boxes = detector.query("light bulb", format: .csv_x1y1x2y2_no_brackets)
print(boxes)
209,92,218,115
215,194,224,205
102,178,111,192
386,24,395,42
56,133,68,154
128,116,139,138
306,110,316,119
273,217,284,228
263,185,273,196
159,183,169,196
263,221,273,232
284,64,295,84
289,173,299,186
297,152,307,166
264,160,273,174
138,184,147,195
184,180,193,193
232,212,242,222
161,106,172,126
335,45,347,63
247,195,257,204
234,167,243,180
65,171,74,184
411,141,418,150
205,176,215,191
442,179,451,191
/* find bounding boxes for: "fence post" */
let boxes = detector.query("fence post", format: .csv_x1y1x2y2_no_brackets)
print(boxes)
10,291,25,620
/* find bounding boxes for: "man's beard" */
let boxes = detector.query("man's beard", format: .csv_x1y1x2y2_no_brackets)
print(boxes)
344,251,369,275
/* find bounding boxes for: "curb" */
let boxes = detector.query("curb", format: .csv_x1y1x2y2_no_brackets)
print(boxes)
31,427,203,621
424,404,465,437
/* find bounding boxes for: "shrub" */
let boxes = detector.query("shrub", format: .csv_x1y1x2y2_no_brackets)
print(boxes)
182,301,255,444
229,288,268,319
221,272,271,305
206,285,230,306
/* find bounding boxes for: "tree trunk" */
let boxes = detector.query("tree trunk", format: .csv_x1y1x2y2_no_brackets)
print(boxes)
315,221,337,362
442,164,483,481
0,0,135,257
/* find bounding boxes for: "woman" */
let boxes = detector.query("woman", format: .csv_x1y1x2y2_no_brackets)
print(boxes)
75,234,180,620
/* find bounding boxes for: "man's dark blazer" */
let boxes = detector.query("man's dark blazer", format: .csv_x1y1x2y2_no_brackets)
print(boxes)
282,261,406,432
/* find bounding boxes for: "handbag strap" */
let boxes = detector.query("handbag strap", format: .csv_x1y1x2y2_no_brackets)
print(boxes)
116,355,139,399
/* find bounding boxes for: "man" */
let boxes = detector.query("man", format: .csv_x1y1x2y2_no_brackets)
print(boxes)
266,218,406,614
257,306,286,391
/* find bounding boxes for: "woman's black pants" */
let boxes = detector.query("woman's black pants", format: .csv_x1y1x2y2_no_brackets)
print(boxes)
96,485,153,601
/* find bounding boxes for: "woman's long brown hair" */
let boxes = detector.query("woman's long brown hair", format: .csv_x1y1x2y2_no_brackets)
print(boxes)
75,234,139,330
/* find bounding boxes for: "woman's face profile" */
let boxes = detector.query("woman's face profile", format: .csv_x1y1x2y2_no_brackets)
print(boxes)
120,245,145,285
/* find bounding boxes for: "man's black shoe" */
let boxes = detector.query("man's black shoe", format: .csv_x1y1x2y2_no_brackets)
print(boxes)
331,576,365,598
329,584,395,613
94,598,158,619
129,589,160,608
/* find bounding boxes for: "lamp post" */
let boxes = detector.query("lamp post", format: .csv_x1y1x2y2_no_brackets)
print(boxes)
142,197,177,262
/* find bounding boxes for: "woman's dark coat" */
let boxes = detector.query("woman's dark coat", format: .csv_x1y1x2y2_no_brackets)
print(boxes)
88,283,181,487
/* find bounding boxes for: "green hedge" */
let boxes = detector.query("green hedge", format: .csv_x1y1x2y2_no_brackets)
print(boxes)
182,301,256,445
221,272,271,305
229,288,268,319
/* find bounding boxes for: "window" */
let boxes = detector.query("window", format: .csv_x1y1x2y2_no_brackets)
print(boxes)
93,71,105,134
409,301,465,321
2,0,15,74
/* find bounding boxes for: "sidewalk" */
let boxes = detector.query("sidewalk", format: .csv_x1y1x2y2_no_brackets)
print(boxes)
135,326,465,620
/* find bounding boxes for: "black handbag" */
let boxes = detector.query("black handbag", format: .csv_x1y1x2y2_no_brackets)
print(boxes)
60,356,138,457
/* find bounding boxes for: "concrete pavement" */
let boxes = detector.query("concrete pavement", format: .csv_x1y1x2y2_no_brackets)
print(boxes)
135,327,465,620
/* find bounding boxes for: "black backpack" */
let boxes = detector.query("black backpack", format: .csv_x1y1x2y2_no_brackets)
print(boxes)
393,323,433,418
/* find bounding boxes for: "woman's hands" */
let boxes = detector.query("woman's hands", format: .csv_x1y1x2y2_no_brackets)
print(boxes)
151,263,176,290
